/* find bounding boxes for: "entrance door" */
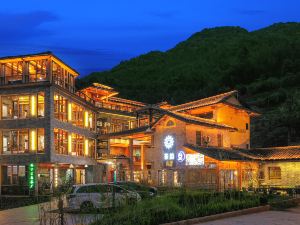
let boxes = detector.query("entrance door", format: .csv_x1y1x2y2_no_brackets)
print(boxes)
219,170,238,191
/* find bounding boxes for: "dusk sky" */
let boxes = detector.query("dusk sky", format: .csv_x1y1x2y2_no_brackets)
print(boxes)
1,0,299,76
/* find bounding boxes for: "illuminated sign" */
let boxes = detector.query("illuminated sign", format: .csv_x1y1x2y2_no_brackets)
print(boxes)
177,151,186,163
28,163,35,189
186,153,204,166
164,135,175,150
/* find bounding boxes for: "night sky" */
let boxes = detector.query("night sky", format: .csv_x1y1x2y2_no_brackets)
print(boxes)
1,0,299,76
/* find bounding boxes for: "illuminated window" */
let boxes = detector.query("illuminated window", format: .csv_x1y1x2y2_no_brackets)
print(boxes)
1,93,44,119
54,93,68,122
28,60,47,82
72,103,84,127
37,128,45,153
1,129,30,154
4,62,23,84
268,167,281,179
52,61,76,93
54,128,68,155
37,93,45,117
72,133,84,156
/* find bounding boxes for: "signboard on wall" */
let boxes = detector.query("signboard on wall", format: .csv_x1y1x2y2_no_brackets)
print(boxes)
163,134,176,167
186,153,204,166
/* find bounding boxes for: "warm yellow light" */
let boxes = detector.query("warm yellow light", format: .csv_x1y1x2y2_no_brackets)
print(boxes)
30,129,37,151
84,139,89,156
68,134,72,153
68,103,72,121
84,111,89,127
30,95,37,116
54,168,58,187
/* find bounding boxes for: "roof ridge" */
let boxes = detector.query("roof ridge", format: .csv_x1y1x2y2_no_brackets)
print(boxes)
170,90,237,111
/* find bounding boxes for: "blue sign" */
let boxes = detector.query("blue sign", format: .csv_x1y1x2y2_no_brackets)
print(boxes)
177,150,186,163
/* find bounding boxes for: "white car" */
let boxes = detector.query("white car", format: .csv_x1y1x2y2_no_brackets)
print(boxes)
67,183,141,211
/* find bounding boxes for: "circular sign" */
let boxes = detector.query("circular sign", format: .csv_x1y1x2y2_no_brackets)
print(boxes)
177,150,186,163
164,135,175,150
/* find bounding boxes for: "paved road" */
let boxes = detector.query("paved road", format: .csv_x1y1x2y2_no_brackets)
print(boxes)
197,207,300,225
0,203,101,225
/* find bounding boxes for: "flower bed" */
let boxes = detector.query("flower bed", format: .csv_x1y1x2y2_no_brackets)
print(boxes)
92,190,261,225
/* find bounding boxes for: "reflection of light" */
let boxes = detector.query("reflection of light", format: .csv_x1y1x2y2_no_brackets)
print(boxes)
234,170,238,176
68,134,72,153
84,139,89,156
54,168,58,187
68,103,72,121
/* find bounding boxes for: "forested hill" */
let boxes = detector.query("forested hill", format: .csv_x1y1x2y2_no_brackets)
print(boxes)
78,22,300,147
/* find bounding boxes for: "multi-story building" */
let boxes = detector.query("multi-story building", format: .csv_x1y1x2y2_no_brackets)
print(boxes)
0,52,99,195
1,52,299,195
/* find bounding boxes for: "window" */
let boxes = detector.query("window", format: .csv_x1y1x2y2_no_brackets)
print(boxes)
72,103,84,127
37,128,45,153
1,93,44,119
52,61,76,93
196,131,202,146
4,62,23,84
246,123,249,130
28,60,47,82
1,129,29,154
217,134,223,147
72,133,84,156
37,93,45,117
0,128,44,154
268,167,281,179
4,165,26,185
54,93,68,122
166,120,175,127
54,129,68,155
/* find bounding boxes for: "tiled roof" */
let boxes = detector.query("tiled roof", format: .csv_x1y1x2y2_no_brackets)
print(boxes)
241,146,300,160
109,97,145,107
99,126,151,138
170,90,237,112
148,106,237,131
184,144,254,161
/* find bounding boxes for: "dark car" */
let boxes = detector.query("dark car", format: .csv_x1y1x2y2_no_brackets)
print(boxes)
110,181,157,199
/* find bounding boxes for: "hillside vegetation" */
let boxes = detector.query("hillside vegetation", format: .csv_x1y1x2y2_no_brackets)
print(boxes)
79,23,300,147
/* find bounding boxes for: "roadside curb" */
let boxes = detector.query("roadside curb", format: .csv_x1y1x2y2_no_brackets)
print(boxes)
161,205,270,225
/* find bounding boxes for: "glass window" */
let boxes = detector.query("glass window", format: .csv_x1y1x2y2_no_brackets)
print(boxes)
37,128,45,153
54,93,68,122
38,93,45,117
28,60,47,82
54,128,68,155
269,167,281,179
72,103,84,127
0,129,42,154
1,94,44,119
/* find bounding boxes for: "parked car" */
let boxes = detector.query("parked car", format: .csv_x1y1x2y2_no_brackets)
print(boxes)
110,181,157,199
67,183,141,212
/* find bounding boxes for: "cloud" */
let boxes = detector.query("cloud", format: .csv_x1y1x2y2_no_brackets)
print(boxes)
0,11,59,41
235,9,266,16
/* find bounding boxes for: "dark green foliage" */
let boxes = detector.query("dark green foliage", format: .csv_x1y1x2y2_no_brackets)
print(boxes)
92,190,261,225
0,196,50,210
79,22,300,147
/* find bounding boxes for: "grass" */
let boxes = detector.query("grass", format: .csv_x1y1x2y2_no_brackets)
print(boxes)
92,189,262,225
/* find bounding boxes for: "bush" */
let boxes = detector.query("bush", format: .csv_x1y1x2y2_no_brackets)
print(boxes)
93,190,261,225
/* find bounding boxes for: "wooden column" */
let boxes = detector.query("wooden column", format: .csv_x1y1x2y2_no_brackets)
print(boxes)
129,138,134,181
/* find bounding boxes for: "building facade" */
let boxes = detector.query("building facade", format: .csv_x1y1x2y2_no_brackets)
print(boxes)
1,52,299,195
0,52,98,195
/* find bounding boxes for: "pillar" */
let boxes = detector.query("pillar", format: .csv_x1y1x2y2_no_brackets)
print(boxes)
129,138,134,181
141,145,144,181
0,165,2,195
